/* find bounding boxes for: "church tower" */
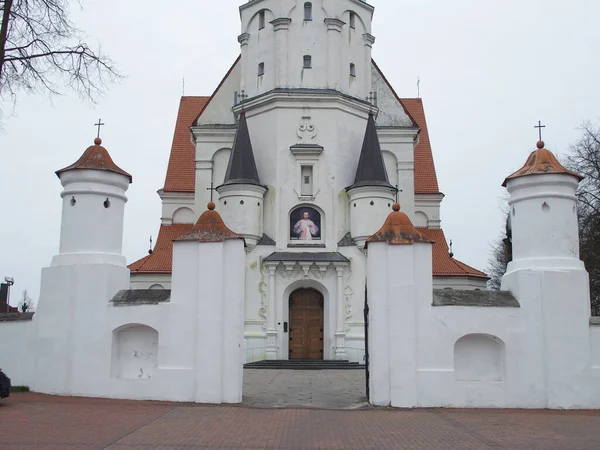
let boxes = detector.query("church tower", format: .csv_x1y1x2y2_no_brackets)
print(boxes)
238,0,375,99
216,112,268,247
53,137,132,266
347,113,396,247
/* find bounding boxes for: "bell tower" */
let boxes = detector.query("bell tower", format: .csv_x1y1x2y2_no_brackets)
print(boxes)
238,0,376,101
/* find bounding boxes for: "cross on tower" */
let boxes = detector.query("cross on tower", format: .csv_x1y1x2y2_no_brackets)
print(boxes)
534,120,546,141
394,184,402,203
207,182,218,202
95,118,105,139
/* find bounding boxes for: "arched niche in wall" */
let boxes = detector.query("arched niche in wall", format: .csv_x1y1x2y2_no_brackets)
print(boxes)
414,211,429,228
454,334,505,382
342,9,367,32
243,8,275,33
212,148,232,188
172,207,195,224
289,204,324,244
149,284,164,290
382,150,398,188
111,324,159,380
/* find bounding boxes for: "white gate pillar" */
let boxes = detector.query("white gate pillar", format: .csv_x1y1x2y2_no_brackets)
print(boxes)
365,203,432,407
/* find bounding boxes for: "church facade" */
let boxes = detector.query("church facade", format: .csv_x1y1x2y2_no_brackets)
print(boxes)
1,0,599,409
128,0,487,362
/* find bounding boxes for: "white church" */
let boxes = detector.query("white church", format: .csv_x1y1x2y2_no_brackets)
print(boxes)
1,0,599,409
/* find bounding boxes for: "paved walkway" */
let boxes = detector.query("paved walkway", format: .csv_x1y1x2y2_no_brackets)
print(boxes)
243,369,366,409
2,393,600,449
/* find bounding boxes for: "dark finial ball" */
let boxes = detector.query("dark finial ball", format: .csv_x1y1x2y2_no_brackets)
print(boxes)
392,202,401,212
537,140,545,149
207,201,216,211
94,137,102,146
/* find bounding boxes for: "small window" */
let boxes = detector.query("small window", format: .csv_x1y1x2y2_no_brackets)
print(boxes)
259,10,265,29
349,12,356,29
350,63,356,77
304,2,312,21
303,55,312,69
258,62,265,76
301,165,313,196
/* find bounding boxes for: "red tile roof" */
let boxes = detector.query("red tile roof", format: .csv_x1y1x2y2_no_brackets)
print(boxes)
400,98,441,195
163,97,210,193
366,204,431,246
503,141,583,187
129,224,194,273
419,228,488,278
175,202,244,243
56,138,132,183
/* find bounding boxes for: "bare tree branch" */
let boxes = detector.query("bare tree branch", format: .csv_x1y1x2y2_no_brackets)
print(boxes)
0,0,120,114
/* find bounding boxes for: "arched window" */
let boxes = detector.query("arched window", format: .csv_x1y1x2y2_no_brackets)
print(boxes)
350,63,356,77
258,62,265,76
304,3,312,21
259,10,265,29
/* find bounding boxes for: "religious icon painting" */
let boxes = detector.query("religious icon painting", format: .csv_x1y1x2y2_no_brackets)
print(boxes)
290,207,322,241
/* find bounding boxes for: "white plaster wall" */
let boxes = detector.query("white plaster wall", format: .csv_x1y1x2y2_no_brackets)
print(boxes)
55,170,129,266
172,207,195,224
217,184,267,246
159,191,194,226
112,324,159,379
433,276,488,291
129,274,171,290
592,324,600,369
507,174,581,266
0,320,35,387
196,61,240,126
415,194,443,229
371,66,414,128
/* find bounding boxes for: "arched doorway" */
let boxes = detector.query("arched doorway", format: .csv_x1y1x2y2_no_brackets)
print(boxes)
289,288,324,360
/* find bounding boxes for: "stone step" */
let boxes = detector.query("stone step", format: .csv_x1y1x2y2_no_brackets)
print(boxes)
244,359,366,370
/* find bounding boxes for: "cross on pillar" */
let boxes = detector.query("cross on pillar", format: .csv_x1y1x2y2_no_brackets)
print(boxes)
94,118,105,139
238,90,248,102
534,120,546,141
207,182,218,202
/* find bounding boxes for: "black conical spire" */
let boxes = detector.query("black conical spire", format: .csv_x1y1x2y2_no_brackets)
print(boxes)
347,114,393,190
222,112,262,186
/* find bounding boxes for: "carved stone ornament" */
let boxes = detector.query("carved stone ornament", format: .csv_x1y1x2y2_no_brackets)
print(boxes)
258,257,268,328
297,108,318,143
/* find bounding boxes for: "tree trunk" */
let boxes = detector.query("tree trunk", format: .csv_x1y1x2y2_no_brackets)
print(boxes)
0,0,14,84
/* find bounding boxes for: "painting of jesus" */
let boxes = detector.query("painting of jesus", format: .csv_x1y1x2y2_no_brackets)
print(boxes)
290,207,321,241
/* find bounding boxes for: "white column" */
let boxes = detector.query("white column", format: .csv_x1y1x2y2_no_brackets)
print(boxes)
265,264,278,360
271,18,291,88
325,19,344,90
237,33,250,93
335,264,347,360
194,159,213,221
363,33,375,97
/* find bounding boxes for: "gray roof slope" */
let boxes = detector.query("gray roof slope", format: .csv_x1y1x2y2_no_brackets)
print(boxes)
347,113,394,190
432,289,519,307
221,112,262,186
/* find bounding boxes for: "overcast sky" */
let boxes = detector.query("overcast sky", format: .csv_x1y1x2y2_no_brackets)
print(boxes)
1,0,598,304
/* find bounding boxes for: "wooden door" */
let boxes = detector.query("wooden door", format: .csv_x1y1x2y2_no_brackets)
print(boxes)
289,289,324,360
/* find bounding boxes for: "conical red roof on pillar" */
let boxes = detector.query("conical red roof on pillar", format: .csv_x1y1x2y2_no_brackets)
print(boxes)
366,203,431,247
502,141,583,187
55,138,132,182
174,202,245,244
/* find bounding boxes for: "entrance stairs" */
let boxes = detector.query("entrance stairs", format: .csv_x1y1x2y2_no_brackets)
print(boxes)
244,359,365,370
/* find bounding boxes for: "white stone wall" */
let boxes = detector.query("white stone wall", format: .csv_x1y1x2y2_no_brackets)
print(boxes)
592,322,600,369
0,320,35,387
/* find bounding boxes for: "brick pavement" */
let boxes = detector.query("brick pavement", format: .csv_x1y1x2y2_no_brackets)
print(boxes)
2,392,600,449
